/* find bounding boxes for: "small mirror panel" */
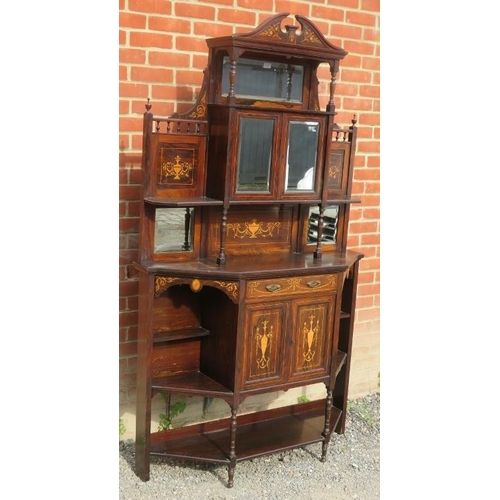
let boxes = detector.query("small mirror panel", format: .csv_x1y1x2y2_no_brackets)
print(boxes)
222,57,303,103
286,121,320,192
307,206,338,245
155,207,194,253
236,118,274,192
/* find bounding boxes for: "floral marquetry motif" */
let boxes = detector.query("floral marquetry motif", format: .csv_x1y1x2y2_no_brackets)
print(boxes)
154,276,180,294
247,274,337,299
159,153,194,184
227,219,281,239
213,281,239,301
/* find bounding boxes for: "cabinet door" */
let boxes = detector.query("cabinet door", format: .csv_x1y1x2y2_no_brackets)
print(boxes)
287,296,334,382
241,302,288,389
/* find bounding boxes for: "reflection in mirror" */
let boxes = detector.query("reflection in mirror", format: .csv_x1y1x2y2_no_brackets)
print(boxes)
222,57,303,102
155,207,194,253
307,206,338,245
286,121,319,191
236,118,274,192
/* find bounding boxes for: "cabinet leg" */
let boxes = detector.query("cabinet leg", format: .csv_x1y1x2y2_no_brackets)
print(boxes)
227,406,238,488
321,389,334,462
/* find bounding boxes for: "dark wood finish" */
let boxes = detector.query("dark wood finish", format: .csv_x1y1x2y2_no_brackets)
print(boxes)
134,14,364,488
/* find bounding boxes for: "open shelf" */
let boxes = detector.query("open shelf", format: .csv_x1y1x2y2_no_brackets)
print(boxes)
153,326,210,343
150,403,342,463
151,371,233,398
144,196,223,207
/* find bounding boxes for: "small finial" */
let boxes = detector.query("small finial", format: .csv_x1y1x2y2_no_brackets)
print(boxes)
145,98,152,112
351,114,357,126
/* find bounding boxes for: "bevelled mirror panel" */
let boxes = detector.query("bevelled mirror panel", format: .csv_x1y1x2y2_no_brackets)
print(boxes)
286,121,319,192
236,118,274,192
154,207,194,253
222,57,304,102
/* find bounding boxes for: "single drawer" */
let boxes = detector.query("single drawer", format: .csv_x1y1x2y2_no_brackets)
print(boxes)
246,273,337,300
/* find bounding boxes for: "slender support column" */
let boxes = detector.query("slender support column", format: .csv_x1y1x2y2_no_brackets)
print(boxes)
182,207,191,250
321,389,334,461
314,205,325,260
227,407,238,488
217,207,228,265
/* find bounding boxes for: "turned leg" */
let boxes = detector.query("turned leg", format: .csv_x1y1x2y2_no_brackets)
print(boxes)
227,406,238,487
321,389,334,462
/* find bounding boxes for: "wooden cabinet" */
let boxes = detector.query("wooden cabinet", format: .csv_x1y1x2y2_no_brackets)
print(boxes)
134,13,364,488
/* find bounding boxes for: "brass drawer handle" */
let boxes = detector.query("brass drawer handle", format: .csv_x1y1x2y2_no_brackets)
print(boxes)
306,280,321,288
265,284,282,293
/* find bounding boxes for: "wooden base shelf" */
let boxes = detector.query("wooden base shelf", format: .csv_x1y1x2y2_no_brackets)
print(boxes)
151,371,233,398
150,403,342,464
153,327,210,343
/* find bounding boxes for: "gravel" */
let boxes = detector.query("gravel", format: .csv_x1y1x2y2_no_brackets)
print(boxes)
119,393,379,499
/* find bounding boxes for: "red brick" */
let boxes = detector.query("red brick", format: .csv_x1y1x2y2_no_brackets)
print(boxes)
218,8,256,26
130,31,173,49
176,35,210,53
128,0,172,15
148,16,191,33
361,233,380,246
119,184,141,201
346,11,378,27
119,12,147,29
357,140,380,154
119,341,138,357
149,50,190,68
120,280,139,298
131,66,173,83
120,65,128,80
355,168,379,181
120,82,149,99
361,0,380,12
349,220,378,234
174,2,215,20
310,6,344,22
329,22,362,40
120,48,146,64
360,84,379,98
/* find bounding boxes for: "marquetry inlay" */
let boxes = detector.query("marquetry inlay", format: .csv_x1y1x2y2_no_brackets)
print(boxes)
188,92,206,119
190,279,202,292
302,27,320,45
160,154,193,182
155,276,180,293
255,319,274,369
227,219,281,239
247,275,337,299
213,280,239,300
329,164,340,179
302,315,320,363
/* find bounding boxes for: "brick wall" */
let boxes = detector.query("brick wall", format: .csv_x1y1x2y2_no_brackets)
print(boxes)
119,0,380,432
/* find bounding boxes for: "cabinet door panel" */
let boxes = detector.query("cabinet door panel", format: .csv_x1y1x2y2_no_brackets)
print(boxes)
241,302,288,389
288,297,334,382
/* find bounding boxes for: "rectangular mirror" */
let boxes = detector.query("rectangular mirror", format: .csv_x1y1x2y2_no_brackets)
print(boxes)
154,207,194,253
222,57,303,102
307,206,338,244
236,117,274,192
286,121,320,192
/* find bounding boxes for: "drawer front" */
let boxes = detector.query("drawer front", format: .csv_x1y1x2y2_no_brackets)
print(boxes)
246,273,337,300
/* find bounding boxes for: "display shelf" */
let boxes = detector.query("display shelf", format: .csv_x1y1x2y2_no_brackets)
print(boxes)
150,404,342,463
151,371,233,398
152,327,210,343
144,196,223,207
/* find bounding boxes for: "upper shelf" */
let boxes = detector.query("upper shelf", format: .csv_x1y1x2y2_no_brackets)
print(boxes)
144,196,223,207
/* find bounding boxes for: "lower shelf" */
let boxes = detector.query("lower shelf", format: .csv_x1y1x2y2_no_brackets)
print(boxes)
150,401,342,464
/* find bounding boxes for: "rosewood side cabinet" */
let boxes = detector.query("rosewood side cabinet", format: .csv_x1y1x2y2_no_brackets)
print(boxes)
133,13,364,488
